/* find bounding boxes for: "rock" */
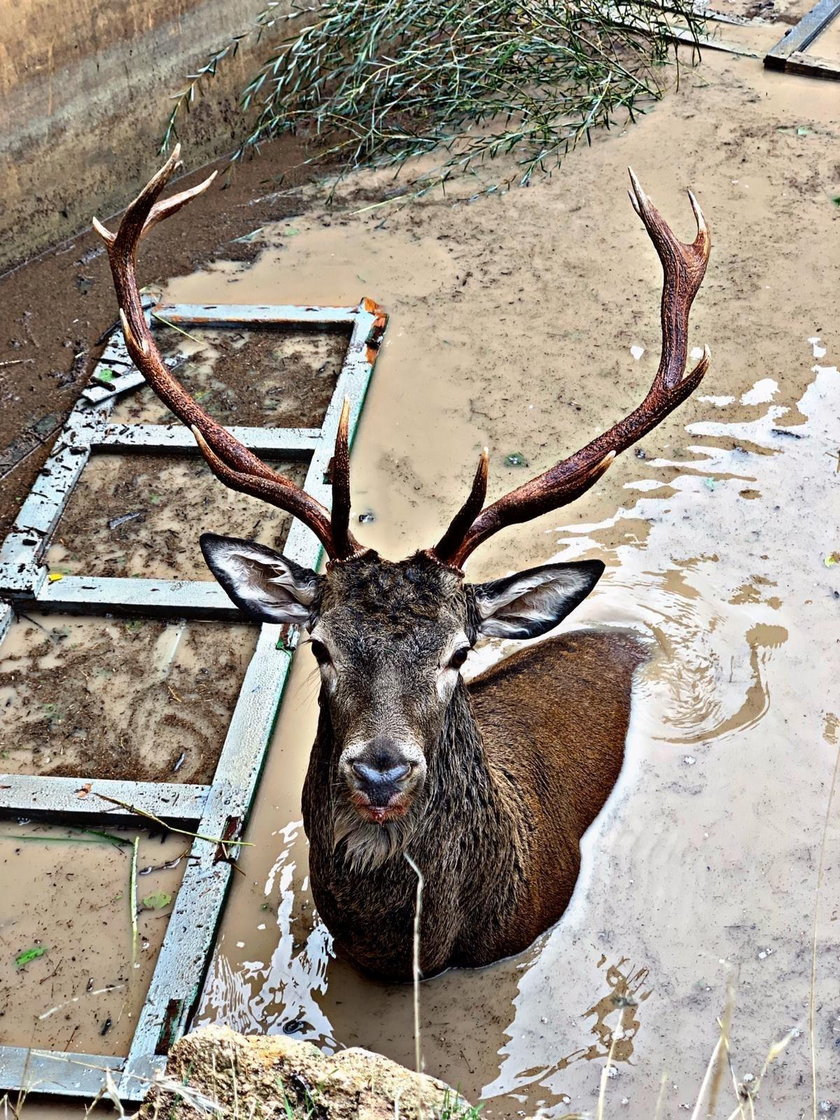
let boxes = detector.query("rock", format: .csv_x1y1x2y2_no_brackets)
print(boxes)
139,1024,472,1120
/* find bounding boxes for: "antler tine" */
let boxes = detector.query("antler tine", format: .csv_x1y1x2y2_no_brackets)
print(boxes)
431,449,489,566
94,149,365,562
330,400,355,559
431,172,711,570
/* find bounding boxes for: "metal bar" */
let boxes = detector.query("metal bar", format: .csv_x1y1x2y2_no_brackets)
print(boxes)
83,370,146,404
154,303,359,327
94,422,321,455
0,1048,130,1097
122,299,386,1089
0,602,12,645
764,0,840,66
282,301,385,564
0,411,103,597
120,625,298,1089
0,776,210,822
34,575,237,618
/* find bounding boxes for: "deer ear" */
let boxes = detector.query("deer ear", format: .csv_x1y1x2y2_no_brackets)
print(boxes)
472,560,605,640
200,533,322,625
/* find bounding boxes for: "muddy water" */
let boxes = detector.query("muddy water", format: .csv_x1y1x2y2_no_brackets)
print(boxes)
108,325,346,429
0,614,256,782
47,454,305,581
0,822,187,1056
152,46,840,1119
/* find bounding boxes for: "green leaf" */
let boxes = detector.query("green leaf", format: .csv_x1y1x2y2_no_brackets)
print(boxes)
141,891,173,910
15,946,47,969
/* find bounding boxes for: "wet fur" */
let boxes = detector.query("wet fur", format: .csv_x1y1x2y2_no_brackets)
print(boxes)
301,553,647,981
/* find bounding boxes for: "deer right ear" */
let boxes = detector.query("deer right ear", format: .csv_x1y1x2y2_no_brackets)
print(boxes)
200,533,322,625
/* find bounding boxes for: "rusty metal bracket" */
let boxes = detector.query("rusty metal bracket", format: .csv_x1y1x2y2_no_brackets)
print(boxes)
0,298,387,1101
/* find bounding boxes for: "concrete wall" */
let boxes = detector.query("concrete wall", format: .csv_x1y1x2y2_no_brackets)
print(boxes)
0,0,285,272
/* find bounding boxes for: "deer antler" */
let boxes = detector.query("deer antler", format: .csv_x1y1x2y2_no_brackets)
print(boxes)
93,145,364,562
429,169,711,570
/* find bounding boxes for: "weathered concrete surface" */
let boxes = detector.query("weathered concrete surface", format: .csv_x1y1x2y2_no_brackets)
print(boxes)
0,0,289,271
139,1024,469,1119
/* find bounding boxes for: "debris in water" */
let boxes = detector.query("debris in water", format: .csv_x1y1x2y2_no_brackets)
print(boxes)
504,452,529,467
93,367,116,385
141,891,173,910
15,946,47,969
358,510,376,524
47,571,64,582
824,552,840,568
683,755,697,766
704,478,718,492
108,510,146,530
100,1016,113,1036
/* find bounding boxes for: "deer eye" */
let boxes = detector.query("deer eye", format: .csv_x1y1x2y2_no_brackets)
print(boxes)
448,646,470,670
310,640,333,666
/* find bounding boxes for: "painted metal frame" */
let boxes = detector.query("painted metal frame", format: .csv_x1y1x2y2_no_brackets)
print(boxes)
764,0,840,78
0,298,386,1101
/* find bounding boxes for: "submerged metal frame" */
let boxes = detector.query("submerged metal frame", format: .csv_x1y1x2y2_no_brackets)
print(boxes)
764,0,840,78
0,299,386,1100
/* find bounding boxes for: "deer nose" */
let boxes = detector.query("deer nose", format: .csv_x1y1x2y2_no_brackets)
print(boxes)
351,759,411,788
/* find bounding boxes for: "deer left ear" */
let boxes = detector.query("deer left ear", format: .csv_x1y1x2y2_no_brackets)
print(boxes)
472,560,605,640
200,533,322,625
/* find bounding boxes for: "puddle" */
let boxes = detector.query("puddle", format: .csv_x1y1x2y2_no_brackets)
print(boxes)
46,454,306,580
186,356,839,1118
158,50,839,1111
6,43,840,1118
109,325,347,429
0,613,256,782
0,822,186,1056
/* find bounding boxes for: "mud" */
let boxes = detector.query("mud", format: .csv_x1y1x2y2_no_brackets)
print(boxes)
0,135,333,544
0,614,256,782
0,821,187,1056
110,324,346,428
47,454,304,581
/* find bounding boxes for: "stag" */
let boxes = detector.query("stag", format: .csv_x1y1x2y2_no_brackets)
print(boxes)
94,148,710,980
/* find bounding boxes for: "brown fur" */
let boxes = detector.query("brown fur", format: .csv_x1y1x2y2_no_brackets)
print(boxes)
300,554,646,981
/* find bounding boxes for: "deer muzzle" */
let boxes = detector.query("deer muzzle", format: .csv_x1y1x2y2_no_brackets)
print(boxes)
340,735,426,823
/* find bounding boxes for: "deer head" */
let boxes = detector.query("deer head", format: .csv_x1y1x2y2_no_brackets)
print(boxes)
94,148,710,833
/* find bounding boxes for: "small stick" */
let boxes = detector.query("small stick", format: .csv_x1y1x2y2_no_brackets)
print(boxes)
93,793,254,847
150,312,205,346
129,837,139,967
404,853,424,1076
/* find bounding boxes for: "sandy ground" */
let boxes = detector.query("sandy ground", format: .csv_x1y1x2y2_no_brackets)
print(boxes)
3,18,840,1120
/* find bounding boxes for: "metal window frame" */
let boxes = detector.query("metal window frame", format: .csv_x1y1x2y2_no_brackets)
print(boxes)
0,298,386,1101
